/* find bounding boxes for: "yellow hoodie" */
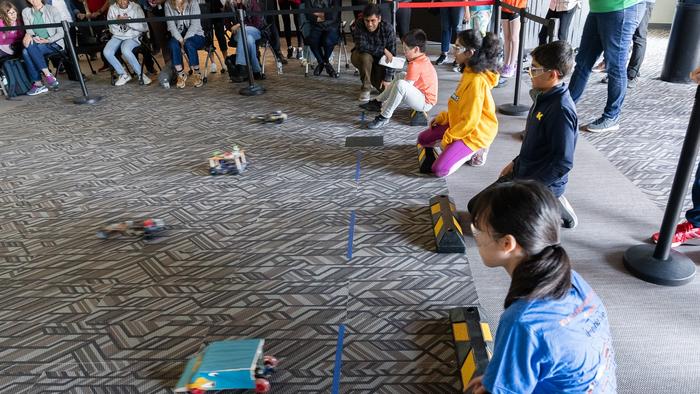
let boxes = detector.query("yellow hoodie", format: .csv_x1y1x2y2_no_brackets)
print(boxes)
433,68,499,151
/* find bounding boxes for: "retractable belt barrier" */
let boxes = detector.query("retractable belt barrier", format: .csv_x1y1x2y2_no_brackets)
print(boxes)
1,0,555,103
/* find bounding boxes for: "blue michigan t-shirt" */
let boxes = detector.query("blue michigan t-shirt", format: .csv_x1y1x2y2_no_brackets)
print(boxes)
482,271,617,393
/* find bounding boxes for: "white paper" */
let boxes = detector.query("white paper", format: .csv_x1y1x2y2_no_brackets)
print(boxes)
379,56,406,70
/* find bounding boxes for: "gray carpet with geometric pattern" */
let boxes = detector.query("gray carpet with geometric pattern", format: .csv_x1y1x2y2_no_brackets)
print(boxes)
0,65,474,393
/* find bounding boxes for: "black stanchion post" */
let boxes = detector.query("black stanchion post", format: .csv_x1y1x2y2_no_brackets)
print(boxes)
497,8,528,116
623,85,699,286
237,8,265,96
61,20,101,105
491,0,501,34
547,18,555,43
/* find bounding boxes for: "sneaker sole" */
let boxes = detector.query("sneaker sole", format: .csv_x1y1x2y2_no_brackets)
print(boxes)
586,124,620,133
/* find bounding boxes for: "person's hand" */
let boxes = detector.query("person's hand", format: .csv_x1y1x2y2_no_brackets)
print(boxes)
230,23,240,34
500,161,514,178
384,50,393,64
22,34,32,48
179,38,184,47
32,36,47,44
381,80,392,90
77,12,86,20
465,376,487,394
691,67,700,84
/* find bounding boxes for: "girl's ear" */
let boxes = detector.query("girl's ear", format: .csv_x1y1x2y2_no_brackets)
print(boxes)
498,234,518,254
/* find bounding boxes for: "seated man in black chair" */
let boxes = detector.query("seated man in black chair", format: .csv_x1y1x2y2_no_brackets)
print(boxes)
304,0,339,78
103,0,151,86
351,3,395,102
228,0,266,81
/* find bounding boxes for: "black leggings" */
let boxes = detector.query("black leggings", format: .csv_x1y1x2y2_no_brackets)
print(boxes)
279,0,303,47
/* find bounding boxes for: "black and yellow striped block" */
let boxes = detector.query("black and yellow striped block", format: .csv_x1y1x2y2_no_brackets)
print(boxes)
429,195,466,253
450,306,493,392
418,144,438,174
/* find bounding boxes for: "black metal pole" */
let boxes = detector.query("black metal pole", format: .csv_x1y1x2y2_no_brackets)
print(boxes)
497,8,528,116
547,18,555,43
237,8,265,96
61,20,101,104
623,85,700,286
491,0,501,34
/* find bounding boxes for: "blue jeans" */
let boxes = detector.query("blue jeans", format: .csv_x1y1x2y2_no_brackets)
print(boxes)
568,2,644,121
103,37,141,76
235,25,262,72
168,34,206,69
22,42,62,82
307,25,338,65
439,6,464,54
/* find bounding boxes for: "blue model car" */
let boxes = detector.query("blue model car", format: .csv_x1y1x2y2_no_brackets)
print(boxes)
175,339,277,394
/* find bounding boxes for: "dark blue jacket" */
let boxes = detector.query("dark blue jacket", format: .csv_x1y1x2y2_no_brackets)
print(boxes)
512,83,578,197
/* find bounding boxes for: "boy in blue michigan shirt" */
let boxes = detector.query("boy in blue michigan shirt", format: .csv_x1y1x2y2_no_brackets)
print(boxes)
468,40,579,228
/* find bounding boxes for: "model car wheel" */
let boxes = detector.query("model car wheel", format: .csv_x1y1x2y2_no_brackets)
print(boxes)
255,378,271,393
190,389,205,394
263,355,278,368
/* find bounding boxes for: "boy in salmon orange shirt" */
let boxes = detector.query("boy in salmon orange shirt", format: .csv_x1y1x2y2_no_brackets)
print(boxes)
362,29,438,129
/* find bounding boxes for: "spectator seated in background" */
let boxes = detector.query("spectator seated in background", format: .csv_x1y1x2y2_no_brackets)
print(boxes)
165,0,206,88
468,40,579,228
363,28,438,129
21,0,65,95
0,1,24,59
304,0,340,78
228,0,265,82
417,30,500,177
103,0,151,86
466,180,617,394
351,3,395,102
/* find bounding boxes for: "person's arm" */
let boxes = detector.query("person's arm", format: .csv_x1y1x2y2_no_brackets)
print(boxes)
22,8,35,39
184,0,202,40
441,77,486,147
527,108,577,187
129,5,149,33
164,3,183,42
45,7,65,44
480,320,547,394
107,5,121,36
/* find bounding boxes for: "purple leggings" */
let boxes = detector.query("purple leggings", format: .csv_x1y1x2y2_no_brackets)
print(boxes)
417,123,475,177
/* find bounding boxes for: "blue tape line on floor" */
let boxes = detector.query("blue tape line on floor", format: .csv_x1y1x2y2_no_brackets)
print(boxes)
331,324,346,394
346,211,356,260
355,151,362,182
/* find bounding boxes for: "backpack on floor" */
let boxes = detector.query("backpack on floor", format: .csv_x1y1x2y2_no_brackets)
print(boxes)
1,58,32,97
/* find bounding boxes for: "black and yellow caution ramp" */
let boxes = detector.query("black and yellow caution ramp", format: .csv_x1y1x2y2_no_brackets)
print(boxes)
450,306,493,392
418,144,438,173
429,195,466,253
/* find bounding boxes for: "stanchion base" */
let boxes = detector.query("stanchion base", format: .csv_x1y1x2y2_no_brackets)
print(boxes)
239,84,265,96
623,244,696,286
74,95,102,105
498,103,529,116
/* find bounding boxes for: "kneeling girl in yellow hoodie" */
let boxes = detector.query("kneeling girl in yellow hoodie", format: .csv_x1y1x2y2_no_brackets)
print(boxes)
418,30,501,177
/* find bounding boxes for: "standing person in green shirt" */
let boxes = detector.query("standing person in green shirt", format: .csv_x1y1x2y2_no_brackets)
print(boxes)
568,0,645,133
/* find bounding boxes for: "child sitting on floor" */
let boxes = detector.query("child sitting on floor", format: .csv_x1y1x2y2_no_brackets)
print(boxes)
468,40,579,228
417,29,501,177
363,28,438,129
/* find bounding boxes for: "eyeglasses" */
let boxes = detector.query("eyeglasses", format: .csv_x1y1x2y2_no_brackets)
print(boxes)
527,66,548,78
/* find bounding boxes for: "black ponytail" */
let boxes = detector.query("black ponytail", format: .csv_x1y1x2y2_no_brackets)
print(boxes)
470,180,572,309
456,30,502,73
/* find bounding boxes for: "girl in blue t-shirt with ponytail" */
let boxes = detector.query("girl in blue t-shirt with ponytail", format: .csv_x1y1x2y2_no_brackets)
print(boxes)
466,180,617,394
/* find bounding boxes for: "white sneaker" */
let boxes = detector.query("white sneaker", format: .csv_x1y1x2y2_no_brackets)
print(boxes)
115,74,131,86
141,74,152,85
359,90,370,102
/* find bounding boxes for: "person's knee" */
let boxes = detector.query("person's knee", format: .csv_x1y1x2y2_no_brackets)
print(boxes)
432,163,450,178
396,79,409,93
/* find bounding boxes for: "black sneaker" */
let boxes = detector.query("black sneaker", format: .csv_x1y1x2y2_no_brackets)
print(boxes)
409,110,428,126
601,75,608,84
359,99,382,112
287,46,294,59
253,72,265,80
313,63,324,76
276,52,288,65
367,115,390,129
325,63,338,78
434,53,447,65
